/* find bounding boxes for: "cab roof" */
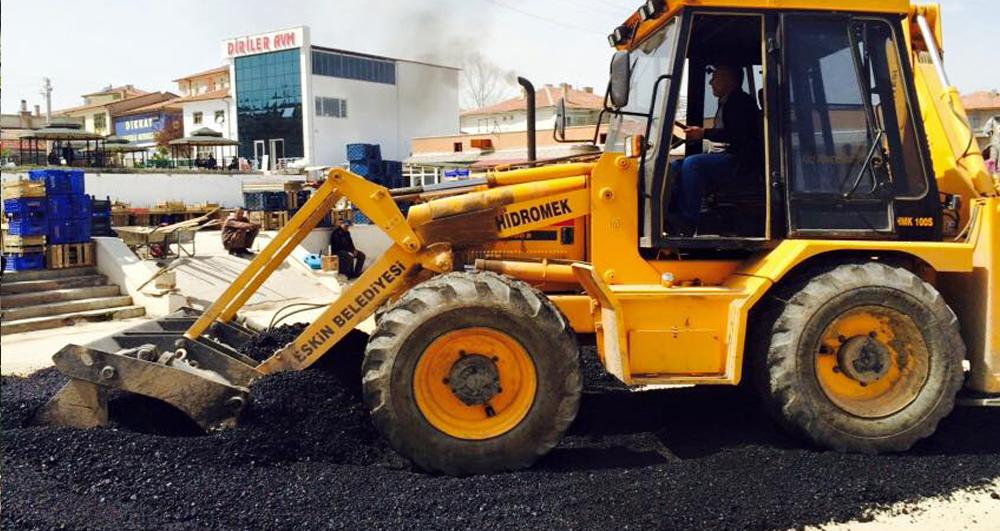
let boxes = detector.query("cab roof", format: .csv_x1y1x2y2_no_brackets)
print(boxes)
618,0,914,50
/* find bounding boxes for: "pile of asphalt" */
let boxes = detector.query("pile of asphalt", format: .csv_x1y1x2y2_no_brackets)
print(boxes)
3,331,998,530
241,322,307,362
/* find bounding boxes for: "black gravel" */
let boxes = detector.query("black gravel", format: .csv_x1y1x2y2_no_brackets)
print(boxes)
3,334,999,530
241,322,308,362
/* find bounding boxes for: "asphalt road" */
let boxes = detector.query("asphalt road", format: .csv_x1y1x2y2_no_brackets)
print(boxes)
3,340,998,530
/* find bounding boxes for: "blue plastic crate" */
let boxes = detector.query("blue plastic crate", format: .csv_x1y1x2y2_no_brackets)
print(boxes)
48,219,92,244
29,169,85,196
381,160,403,177
349,161,382,179
443,168,471,179
352,209,372,225
3,197,47,216
90,196,112,217
47,194,92,220
7,218,48,236
346,143,381,162
243,192,287,211
3,252,46,271
91,217,114,237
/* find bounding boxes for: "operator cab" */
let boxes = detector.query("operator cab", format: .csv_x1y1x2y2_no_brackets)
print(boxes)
596,1,942,250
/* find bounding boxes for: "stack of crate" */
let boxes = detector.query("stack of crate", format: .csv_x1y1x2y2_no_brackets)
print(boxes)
347,143,382,181
91,196,114,236
2,179,48,271
381,160,406,189
32,169,95,269
243,191,289,230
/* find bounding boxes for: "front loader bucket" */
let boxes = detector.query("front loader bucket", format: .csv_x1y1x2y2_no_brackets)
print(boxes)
37,309,263,432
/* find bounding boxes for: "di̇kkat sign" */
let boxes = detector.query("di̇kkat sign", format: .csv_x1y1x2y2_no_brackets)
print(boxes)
221,27,305,59
114,113,180,146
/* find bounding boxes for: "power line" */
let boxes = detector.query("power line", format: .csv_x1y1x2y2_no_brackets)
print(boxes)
480,0,606,35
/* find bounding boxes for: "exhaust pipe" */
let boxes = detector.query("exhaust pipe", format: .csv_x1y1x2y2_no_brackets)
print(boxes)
517,76,537,162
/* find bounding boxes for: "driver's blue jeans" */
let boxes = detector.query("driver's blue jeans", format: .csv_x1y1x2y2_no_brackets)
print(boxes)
669,153,735,226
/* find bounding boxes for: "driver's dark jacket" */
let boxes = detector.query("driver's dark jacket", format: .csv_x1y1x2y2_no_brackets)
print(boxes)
704,89,763,172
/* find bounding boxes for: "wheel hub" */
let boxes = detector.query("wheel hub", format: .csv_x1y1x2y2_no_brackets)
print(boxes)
838,335,892,384
447,353,501,406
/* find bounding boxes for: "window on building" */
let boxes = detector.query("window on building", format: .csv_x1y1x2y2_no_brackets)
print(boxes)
93,113,106,133
234,49,305,159
453,142,463,152
315,97,348,118
311,50,396,85
214,110,225,123
193,112,203,125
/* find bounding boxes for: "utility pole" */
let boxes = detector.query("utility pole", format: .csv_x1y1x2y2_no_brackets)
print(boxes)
40,77,52,122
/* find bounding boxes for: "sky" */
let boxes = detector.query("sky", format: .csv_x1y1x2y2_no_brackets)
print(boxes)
1,0,997,114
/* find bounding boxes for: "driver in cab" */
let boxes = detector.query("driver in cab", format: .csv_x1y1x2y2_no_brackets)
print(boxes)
670,63,762,236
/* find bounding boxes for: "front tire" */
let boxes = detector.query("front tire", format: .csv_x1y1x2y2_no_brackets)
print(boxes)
363,271,581,475
757,262,965,453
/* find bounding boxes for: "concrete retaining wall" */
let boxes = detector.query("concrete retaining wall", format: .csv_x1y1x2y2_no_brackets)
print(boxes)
92,237,186,317
1,172,305,208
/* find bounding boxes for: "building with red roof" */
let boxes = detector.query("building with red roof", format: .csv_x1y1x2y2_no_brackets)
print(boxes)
460,83,604,134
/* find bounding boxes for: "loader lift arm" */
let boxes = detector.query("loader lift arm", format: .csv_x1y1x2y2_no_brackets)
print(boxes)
40,164,593,430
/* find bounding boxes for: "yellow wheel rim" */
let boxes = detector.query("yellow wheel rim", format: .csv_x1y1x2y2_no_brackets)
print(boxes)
814,306,930,418
413,327,537,440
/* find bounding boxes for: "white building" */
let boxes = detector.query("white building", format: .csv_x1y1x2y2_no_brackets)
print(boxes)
460,83,604,134
221,26,460,169
173,66,233,142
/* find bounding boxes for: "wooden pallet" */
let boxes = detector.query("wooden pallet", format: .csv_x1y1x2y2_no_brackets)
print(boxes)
47,242,96,269
3,245,45,255
330,208,353,225
111,213,130,227
2,180,46,200
249,211,289,230
2,233,46,248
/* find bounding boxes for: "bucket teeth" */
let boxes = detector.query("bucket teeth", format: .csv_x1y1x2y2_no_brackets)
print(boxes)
38,344,256,433
35,379,109,429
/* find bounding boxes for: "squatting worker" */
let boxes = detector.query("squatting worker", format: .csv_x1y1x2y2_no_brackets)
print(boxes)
670,63,763,235
222,207,260,258
330,219,366,279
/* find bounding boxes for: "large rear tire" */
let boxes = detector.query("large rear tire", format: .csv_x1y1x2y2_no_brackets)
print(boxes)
757,262,965,453
363,271,581,475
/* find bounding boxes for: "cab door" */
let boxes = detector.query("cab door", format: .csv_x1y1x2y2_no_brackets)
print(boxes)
781,15,938,239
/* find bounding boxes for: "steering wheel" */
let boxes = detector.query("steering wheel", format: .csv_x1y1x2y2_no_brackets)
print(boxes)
669,120,688,151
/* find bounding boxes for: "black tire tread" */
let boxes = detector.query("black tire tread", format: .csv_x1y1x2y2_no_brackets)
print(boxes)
362,271,581,474
757,262,965,453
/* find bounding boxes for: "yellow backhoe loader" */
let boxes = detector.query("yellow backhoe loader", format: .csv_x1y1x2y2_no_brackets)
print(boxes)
39,0,999,475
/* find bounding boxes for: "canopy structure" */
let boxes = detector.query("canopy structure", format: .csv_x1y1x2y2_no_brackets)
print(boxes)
169,127,240,170
101,135,149,168
19,120,106,167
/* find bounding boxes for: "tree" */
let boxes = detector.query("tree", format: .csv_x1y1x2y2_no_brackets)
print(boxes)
461,52,515,110
153,116,183,156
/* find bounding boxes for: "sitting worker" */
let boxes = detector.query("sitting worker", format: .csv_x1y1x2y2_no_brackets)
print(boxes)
330,219,366,279
206,153,218,170
222,207,260,257
670,63,762,236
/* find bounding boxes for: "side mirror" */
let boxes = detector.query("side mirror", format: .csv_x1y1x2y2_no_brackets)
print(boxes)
609,51,631,109
555,97,568,141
